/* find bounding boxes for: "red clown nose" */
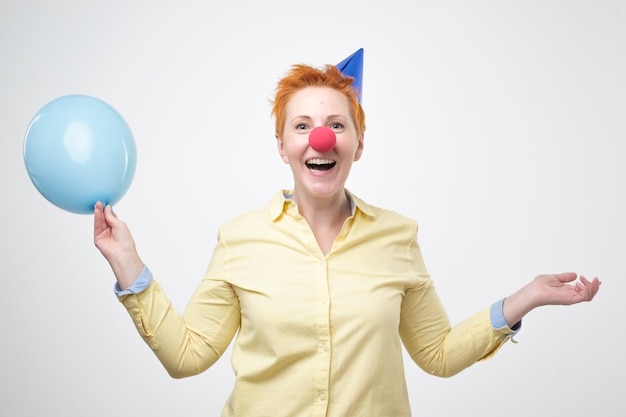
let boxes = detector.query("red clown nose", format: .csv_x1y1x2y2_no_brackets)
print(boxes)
308,126,337,152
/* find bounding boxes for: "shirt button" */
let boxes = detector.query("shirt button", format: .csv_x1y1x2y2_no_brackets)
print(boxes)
318,394,326,401
321,344,329,352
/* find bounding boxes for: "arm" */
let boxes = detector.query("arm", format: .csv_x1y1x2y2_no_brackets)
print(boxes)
401,274,601,378
93,201,239,378
502,273,602,327
400,281,516,378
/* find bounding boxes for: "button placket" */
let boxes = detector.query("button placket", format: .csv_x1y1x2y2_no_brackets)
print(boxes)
311,258,331,416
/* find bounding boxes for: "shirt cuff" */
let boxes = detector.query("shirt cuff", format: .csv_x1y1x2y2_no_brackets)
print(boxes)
490,298,522,335
113,265,153,296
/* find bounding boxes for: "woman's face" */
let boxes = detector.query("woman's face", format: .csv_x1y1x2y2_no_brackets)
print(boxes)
277,86,364,203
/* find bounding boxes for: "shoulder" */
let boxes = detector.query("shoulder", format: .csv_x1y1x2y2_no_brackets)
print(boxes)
217,191,284,236
349,190,417,226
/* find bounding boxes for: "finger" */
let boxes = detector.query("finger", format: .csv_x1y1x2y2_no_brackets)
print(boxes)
93,202,105,236
103,204,118,224
591,277,602,296
577,277,599,301
579,276,602,300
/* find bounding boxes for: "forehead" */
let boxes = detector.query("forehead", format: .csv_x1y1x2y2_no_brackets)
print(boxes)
286,86,351,117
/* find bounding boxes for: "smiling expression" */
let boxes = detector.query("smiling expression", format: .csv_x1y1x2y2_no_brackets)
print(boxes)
277,86,364,202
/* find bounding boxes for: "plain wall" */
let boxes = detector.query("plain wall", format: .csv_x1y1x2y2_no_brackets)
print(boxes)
1,1,624,416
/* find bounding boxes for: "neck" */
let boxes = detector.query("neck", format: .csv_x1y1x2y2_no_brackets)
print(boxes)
291,189,352,255
292,189,351,229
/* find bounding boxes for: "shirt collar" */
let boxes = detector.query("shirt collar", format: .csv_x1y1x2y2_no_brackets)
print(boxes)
267,189,376,221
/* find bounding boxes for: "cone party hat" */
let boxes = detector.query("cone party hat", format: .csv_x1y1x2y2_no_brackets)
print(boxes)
336,48,364,103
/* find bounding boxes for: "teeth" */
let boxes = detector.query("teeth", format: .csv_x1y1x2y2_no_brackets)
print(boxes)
307,158,334,165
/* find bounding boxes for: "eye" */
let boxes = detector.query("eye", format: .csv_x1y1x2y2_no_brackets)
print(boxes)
330,122,344,131
295,123,308,131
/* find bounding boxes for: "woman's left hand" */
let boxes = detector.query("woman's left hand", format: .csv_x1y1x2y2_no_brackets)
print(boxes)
502,272,602,327
531,272,602,306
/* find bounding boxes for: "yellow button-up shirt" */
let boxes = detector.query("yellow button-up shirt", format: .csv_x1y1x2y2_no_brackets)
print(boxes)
119,190,516,416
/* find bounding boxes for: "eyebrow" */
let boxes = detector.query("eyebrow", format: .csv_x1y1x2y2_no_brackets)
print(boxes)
289,114,348,123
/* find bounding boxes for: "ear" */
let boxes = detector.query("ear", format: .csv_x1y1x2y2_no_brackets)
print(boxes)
353,134,365,162
276,134,289,164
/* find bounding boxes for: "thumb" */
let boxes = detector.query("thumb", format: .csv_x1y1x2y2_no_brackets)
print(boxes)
554,272,578,284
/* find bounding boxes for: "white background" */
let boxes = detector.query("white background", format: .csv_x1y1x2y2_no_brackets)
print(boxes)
1,1,623,416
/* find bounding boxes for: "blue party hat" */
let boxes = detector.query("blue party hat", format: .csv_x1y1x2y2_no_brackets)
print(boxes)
336,48,364,103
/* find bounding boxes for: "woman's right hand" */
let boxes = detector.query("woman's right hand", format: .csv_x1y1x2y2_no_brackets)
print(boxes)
93,201,144,290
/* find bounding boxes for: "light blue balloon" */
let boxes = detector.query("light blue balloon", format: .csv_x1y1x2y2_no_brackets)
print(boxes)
23,95,137,214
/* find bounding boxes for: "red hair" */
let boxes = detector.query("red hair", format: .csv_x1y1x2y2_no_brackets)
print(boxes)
271,64,366,138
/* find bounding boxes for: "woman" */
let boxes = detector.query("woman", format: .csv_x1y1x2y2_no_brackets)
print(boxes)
93,56,601,417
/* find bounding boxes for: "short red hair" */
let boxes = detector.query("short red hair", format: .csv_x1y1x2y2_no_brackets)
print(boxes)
271,64,366,138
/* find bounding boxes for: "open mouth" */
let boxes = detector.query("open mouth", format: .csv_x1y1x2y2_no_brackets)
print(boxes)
306,158,336,171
